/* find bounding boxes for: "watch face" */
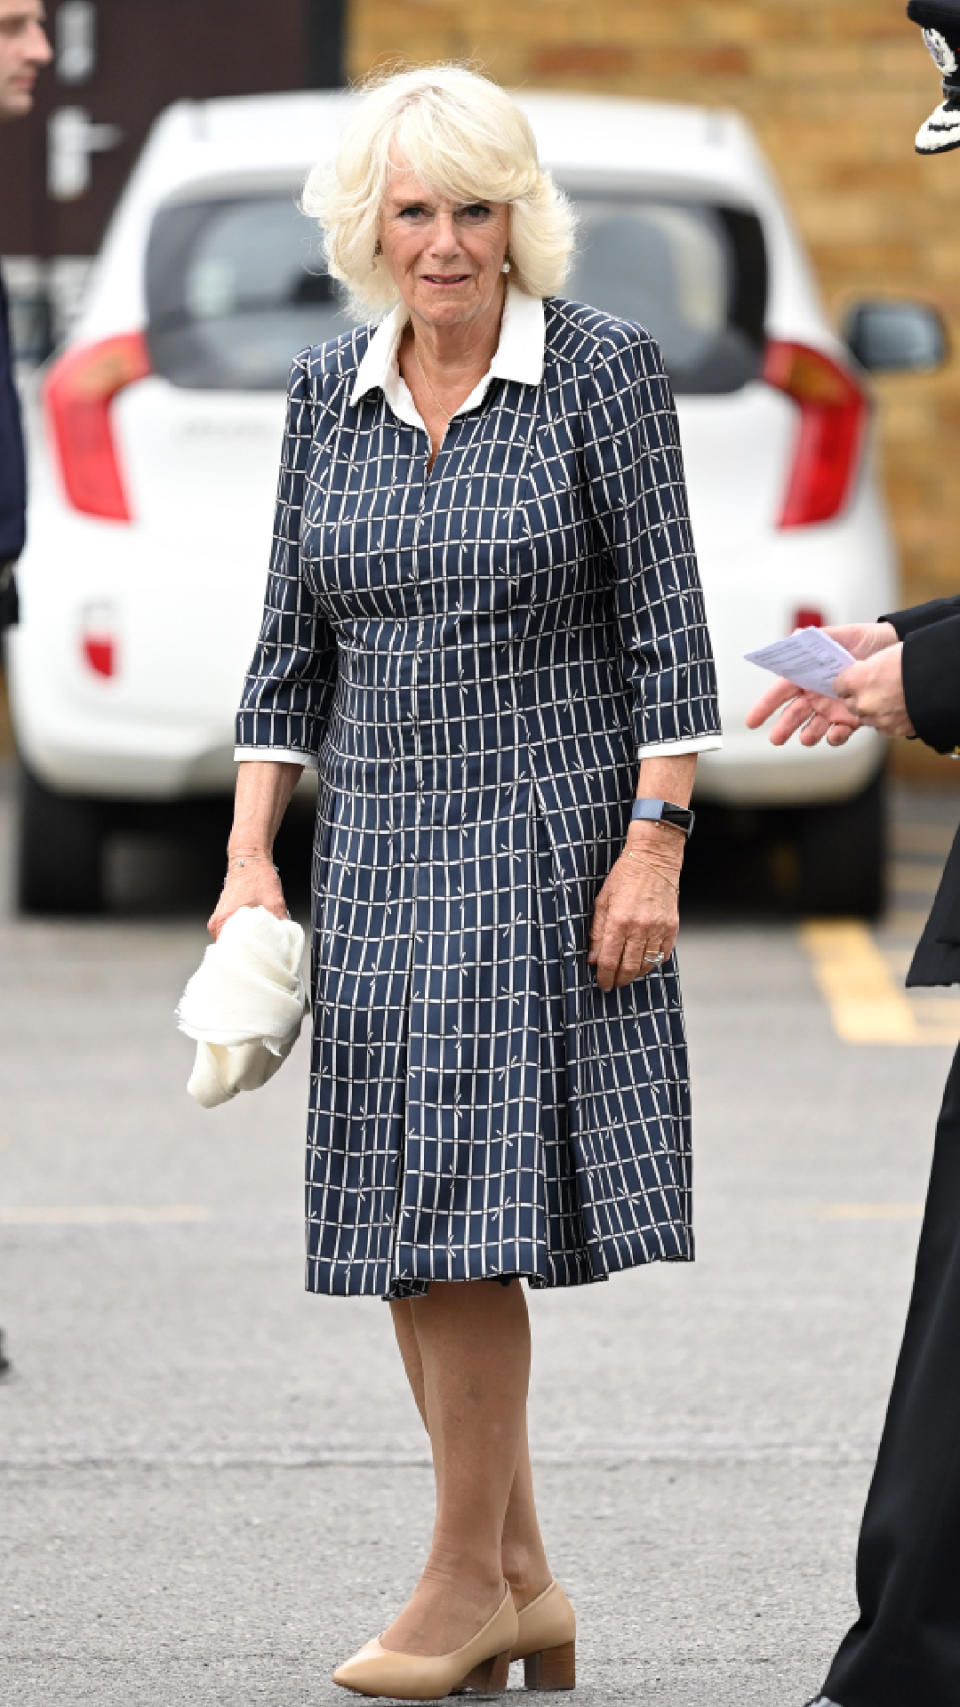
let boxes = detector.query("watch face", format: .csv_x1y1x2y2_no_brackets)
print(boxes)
924,27,958,75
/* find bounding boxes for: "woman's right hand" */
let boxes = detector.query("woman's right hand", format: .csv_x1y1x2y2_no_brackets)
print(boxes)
207,859,288,941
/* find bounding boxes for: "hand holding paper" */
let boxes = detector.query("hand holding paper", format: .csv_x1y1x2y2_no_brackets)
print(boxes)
744,620,909,748
744,628,856,696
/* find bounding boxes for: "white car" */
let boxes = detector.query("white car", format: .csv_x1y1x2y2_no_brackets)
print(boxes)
6,90,944,915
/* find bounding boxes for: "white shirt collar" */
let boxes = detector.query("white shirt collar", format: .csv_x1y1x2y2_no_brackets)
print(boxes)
349,282,545,427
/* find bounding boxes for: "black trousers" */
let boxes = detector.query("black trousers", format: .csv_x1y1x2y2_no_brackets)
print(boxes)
823,1043,960,1707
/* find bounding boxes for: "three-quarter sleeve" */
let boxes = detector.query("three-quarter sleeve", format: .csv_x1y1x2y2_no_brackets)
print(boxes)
234,352,338,768
581,329,722,760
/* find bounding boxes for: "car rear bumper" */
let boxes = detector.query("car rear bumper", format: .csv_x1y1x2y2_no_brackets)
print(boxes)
696,726,885,805
9,705,239,798
6,507,263,798
7,647,889,808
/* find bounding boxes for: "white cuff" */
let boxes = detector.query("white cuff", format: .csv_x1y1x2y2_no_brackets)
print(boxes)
636,734,723,760
233,747,318,769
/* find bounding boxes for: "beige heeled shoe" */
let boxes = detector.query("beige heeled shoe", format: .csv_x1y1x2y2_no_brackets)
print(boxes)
511,1581,576,1690
332,1584,518,1700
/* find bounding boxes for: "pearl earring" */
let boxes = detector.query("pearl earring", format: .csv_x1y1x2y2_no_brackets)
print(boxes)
501,258,511,274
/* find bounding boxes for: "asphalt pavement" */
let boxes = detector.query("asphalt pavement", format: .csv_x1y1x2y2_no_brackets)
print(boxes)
2,762,959,1707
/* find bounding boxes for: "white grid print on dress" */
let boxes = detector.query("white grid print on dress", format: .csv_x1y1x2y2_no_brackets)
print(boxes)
236,296,722,1299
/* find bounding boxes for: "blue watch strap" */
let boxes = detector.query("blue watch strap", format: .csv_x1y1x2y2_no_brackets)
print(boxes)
630,798,695,838
632,799,668,824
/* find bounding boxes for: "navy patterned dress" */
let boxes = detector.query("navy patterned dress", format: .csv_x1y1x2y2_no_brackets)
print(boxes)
235,292,721,1300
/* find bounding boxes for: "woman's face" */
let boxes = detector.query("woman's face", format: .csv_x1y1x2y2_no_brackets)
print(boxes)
378,160,510,335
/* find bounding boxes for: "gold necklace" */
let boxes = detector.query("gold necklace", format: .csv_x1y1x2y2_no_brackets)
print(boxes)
412,346,456,426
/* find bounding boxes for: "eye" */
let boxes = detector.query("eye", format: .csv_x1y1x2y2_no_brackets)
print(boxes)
397,204,429,221
459,203,492,222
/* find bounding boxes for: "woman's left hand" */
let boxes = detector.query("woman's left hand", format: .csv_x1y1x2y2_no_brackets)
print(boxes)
588,834,682,992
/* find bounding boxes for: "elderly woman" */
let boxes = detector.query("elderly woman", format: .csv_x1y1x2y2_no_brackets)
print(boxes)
210,63,721,1700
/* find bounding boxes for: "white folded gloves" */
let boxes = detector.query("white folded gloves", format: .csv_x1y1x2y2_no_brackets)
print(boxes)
175,905,307,1108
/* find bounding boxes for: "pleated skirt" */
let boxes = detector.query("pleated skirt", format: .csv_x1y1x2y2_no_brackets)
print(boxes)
304,767,693,1300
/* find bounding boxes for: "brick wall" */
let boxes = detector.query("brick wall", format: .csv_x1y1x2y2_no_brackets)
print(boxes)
350,0,959,778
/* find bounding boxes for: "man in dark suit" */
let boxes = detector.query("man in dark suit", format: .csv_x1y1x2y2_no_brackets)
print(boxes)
747,602,960,1706
0,0,52,1378
0,0,51,632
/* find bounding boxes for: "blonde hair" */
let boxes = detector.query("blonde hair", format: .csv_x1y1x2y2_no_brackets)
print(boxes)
302,63,576,318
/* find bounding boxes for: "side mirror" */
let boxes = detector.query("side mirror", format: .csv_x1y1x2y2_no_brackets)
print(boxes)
9,290,56,365
842,299,948,374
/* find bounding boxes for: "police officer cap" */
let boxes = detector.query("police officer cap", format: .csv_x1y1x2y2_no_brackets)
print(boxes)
908,0,960,152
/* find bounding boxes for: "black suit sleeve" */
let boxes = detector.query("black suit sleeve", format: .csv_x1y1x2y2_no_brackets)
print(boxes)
879,596,960,756
881,594,960,637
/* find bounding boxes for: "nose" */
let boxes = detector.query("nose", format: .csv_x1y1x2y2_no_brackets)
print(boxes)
28,21,53,64
429,208,461,256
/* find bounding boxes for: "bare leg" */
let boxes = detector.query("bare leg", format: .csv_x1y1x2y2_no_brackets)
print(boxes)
391,1298,552,1607
500,1413,553,1606
381,1280,543,1656
390,1297,428,1418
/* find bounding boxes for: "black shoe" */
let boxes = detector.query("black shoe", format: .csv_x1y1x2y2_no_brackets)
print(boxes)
0,1330,11,1379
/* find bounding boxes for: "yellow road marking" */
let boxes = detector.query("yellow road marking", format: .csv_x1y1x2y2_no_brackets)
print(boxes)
0,1205,213,1226
820,1203,923,1220
802,919,923,1043
801,919,958,1045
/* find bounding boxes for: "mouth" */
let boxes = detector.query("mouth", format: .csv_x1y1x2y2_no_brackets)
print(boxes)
421,274,471,287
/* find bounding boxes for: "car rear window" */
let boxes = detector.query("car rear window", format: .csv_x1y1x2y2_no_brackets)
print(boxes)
144,184,766,395
564,190,766,393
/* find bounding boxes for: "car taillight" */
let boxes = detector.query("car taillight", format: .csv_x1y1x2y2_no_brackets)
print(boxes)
762,341,868,529
44,332,151,522
80,601,119,679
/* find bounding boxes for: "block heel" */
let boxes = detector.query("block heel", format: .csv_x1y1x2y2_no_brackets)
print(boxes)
510,1580,577,1689
523,1639,576,1691
462,1646,512,1691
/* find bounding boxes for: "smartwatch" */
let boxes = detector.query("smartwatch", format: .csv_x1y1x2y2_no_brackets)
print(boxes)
630,798,695,840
